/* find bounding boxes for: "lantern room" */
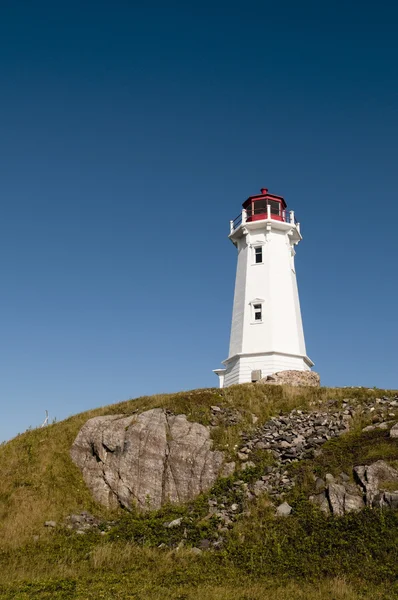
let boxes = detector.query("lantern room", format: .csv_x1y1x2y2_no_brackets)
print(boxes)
243,188,287,222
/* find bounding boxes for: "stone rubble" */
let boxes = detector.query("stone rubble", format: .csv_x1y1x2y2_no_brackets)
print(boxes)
209,393,398,522
258,370,321,387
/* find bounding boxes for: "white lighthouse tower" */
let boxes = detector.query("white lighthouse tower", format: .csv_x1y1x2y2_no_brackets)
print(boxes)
214,187,313,388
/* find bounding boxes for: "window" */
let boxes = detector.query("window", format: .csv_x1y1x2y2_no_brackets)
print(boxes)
253,304,262,321
253,199,267,216
254,246,263,264
269,200,280,216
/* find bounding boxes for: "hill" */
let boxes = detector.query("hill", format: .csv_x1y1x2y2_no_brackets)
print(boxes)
1,383,398,599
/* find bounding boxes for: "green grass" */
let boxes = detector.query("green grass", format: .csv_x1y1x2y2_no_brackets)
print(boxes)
1,383,398,598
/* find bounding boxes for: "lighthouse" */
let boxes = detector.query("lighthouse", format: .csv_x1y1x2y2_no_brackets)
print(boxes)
213,188,313,388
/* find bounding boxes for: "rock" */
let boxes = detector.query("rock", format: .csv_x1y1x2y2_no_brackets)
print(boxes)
344,492,365,513
310,491,330,514
325,473,335,485
259,370,321,388
354,460,398,507
190,547,202,555
384,492,398,509
211,406,221,412
164,518,183,528
253,480,266,497
276,502,292,516
199,538,211,550
221,462,235,478
327,483,346,516
238,452,248,461
339,472,350,483
241,461,256,471
390,423,398,438
71,409,227,511
44,521,57,528
315,477,325,492
230,503,239,511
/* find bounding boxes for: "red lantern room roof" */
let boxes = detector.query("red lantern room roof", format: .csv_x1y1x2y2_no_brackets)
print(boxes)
242,187,287,210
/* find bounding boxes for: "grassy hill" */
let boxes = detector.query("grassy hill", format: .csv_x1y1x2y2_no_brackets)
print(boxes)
1,384,398,599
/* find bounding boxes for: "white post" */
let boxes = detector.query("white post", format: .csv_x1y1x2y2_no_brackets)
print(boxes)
267,204,271,219
296,222,301,234
242,208,247,224
290,210,295,223
230,220,234,234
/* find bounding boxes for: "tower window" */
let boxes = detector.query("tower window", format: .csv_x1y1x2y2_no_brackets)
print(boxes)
254,246,263,264
253,304,262,321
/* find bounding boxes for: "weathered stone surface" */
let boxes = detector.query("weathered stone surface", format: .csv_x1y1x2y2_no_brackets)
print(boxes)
71,408,227,511
276,502,292,516
310,491,330,514
344,491,365,513
390,423,398,438
328,483,346,516
259,370,320,387
354,460,398,507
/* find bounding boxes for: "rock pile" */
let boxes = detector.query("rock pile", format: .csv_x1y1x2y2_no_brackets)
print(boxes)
65,511,105,534
240,407,349,464
259,370,321,387
233,394,398,516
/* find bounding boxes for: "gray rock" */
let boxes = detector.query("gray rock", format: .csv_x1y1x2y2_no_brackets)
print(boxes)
327,483,346,516
44,521,57,528
164,517,183,528
315,477,325,492
344,492,365,513
390,423,398,438
221,462,235,478
71,409,227,512
354,460,398,507
253,480,266,497
238,452,249,461
276,502,292,516
309,491,330,515
325,473,335,485
241,461,256,471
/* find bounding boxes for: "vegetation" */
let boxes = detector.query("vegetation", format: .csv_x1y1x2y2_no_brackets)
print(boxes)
1,384,398,598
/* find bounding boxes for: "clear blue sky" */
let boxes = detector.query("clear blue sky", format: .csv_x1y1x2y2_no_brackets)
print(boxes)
1,0,397,442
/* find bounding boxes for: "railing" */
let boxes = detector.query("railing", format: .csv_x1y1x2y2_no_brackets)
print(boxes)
229,207,299,234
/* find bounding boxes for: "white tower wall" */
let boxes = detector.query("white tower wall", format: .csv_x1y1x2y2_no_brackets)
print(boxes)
215,205,312,388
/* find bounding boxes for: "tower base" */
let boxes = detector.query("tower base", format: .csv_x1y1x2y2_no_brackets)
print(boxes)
214,351,313,388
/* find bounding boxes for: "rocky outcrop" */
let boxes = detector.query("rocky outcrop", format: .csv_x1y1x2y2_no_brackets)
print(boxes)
259,370,320,387
309,461,398,516
71,408,234,511
309,473,365,515
354,460,398,509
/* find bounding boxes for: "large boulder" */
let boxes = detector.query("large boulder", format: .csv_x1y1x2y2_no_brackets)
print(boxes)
259,370,320,387
70,409,233,512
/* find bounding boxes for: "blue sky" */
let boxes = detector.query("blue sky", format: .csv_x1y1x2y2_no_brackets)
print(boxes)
0,0,397,442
